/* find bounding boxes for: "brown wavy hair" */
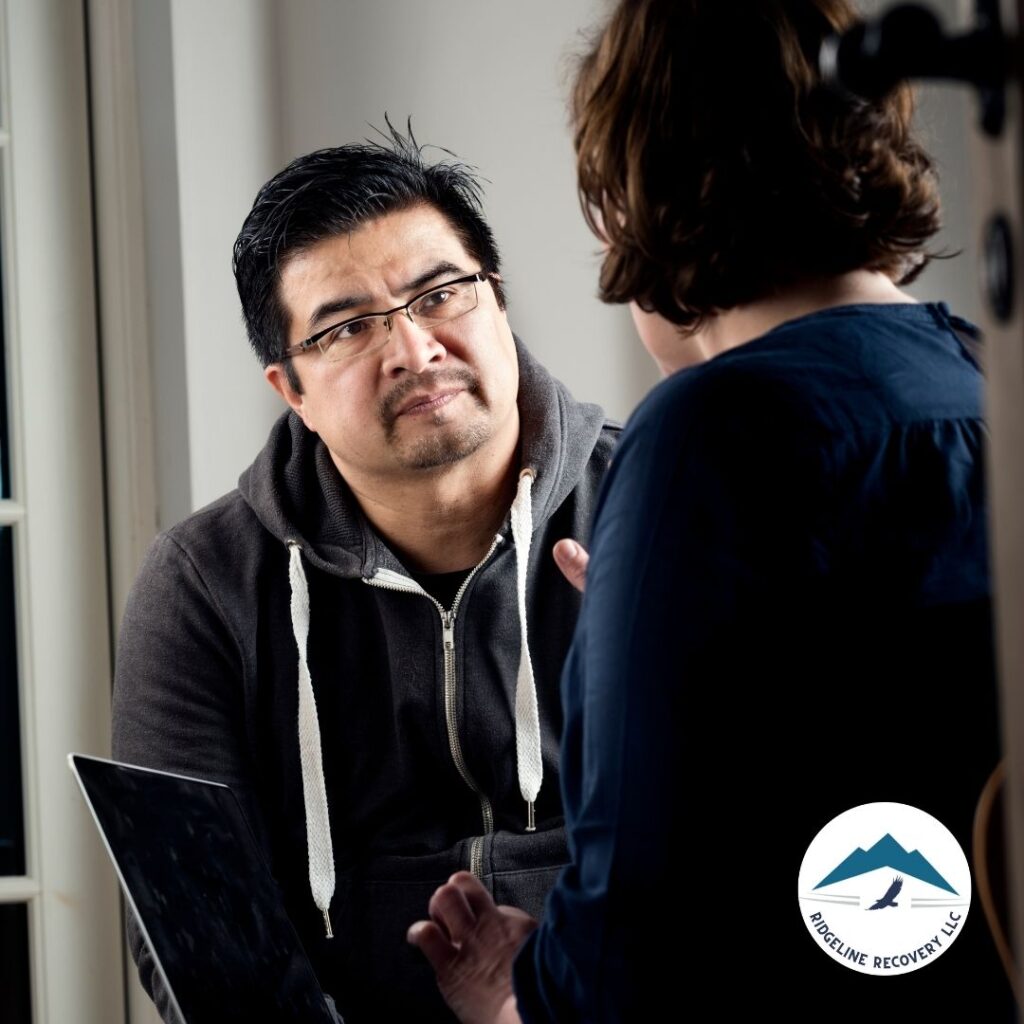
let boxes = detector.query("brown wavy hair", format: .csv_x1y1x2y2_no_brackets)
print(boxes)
571,0,942,328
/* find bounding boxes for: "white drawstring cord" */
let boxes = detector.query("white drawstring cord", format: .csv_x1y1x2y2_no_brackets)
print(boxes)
510,469,542,831
288,542,336,937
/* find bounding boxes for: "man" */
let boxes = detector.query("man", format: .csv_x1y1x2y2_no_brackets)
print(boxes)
112,130,617,1022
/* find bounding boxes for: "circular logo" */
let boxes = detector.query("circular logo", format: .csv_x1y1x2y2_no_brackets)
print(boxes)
797,802,971,976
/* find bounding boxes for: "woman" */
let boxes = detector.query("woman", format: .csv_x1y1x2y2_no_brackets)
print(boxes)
410,1,1011,1019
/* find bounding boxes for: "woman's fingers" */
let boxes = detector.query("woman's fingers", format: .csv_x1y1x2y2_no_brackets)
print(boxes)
407,919,456,973
553,539,589,593
427,875,480,945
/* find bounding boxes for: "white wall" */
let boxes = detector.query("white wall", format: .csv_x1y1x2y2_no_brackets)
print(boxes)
169,0,284,514
135,0,284,522
134,0,190,530
860,0,981,322
907,73,981,324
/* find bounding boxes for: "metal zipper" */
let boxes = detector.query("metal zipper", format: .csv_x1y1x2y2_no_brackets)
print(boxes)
364,535,504,875
469,835,484,878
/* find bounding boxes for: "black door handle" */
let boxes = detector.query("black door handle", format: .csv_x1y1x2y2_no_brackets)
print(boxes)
820,1,1008,137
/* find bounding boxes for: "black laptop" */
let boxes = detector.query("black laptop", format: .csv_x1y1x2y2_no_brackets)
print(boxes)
68,753,340,1024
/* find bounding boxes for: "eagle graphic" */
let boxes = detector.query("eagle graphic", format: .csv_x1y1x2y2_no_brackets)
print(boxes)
867,876,903,910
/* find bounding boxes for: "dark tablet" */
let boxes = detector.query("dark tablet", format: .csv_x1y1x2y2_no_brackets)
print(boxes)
68,754,338,1024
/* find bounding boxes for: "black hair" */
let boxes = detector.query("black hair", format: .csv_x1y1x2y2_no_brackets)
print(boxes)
232,121,504,391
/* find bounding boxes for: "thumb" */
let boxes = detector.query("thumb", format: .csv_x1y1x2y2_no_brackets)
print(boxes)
552,539,589,593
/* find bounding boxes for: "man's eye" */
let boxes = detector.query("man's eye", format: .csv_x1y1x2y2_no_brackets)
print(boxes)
333,319,372,340
419,287,454,311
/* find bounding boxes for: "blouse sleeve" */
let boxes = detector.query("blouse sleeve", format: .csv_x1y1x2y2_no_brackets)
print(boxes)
513,371,828,1022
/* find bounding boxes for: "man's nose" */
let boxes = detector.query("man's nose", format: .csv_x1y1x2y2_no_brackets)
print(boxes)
380,313,446,376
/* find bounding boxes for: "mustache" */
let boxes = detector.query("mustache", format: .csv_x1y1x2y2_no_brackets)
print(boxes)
378,369,482,426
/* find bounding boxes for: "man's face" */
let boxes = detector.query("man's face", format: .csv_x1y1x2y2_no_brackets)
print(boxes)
267,204,519,484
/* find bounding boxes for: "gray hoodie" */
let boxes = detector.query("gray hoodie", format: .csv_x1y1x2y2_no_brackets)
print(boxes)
112,340,618,1022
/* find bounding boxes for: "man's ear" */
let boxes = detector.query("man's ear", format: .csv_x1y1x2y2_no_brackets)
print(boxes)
265,363,312,429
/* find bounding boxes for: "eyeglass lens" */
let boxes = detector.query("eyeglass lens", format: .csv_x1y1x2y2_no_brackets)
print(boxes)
319,278,479,362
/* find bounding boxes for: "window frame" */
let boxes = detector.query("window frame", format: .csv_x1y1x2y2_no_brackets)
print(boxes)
0,1,126,1020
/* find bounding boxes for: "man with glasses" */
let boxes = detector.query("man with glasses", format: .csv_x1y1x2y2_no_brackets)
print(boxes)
112,131,615,1022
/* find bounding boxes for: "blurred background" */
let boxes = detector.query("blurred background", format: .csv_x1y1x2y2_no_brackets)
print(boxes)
0,1,984,1021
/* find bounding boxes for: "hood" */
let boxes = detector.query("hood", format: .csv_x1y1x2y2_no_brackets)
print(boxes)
237,336,608,578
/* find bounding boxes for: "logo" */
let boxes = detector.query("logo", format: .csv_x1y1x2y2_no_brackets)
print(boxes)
797,802,970,976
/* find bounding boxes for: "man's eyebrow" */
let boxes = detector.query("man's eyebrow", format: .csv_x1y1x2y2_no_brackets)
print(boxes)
402,261,466,295
307,293,370,332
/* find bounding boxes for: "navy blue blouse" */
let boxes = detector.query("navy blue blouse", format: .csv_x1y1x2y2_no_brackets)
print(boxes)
514,304,1012,1021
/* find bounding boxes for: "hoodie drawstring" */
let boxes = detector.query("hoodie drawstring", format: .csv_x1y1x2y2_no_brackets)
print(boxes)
288,541,336,938
510,469,542,831
287,470,543,928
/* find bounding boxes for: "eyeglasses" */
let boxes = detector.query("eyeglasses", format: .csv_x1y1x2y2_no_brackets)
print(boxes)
280,271,490,364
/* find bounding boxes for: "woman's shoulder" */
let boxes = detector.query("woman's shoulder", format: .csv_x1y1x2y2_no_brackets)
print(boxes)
627,300,979,445
625,340,815,444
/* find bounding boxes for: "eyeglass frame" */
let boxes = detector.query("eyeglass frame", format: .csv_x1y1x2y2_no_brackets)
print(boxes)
278,270,493,361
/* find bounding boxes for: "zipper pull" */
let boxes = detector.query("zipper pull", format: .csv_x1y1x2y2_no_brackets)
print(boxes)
442,612,454,648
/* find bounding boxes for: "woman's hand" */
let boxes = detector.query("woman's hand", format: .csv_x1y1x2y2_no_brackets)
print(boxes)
553,539,589,593
408,872,536,1024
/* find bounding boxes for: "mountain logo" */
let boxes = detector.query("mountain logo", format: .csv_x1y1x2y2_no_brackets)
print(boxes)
797,802,970,977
